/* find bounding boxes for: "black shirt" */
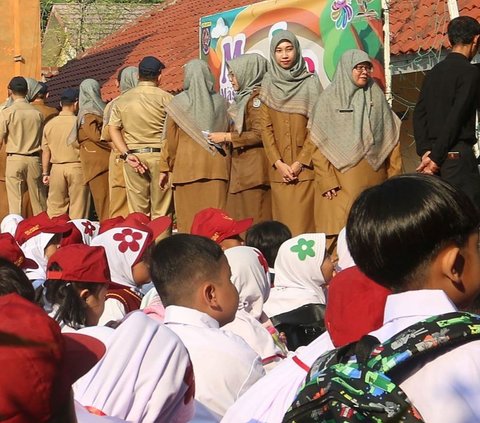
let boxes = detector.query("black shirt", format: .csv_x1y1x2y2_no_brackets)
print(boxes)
413,52,480,165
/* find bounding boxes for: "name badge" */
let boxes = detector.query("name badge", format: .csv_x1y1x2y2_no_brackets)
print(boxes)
253,98,261,108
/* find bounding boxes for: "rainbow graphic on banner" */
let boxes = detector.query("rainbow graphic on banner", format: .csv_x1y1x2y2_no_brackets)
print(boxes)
200,0,383,101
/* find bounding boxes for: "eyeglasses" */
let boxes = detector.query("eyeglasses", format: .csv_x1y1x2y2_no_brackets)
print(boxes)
353,64,373,73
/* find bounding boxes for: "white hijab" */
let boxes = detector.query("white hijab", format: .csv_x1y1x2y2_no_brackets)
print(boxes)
222,247,285,369
0,214,23,236
91,226,149,288
337,227,355,271
264,233,327,317
20,232,56,281
74,311,195,423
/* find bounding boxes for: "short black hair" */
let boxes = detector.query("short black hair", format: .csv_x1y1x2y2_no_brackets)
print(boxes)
0,258,35,302
149,234,225,306
245,221,292,268
448,16,480,46
346,174,479,291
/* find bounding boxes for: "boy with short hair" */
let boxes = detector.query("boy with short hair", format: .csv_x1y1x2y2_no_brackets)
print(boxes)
342,173,480,422
149,234,265,420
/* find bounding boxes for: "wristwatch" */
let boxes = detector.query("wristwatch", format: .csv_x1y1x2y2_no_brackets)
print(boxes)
120,150,132,161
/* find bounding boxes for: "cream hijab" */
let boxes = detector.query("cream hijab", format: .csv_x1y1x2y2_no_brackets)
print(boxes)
20,233,56,281
309,49,401,172
74,311,195,422
227,53,268,134
165,59,228,154
260,30,321,117
264,233,327,317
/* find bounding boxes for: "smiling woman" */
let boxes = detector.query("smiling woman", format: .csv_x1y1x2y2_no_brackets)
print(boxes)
309,49,402,253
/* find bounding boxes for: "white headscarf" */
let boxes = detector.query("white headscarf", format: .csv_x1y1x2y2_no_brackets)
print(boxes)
74,311,195,423
1,214,24,236
222,247,285,369
337,227,355,272
91,226,150,288
264,233,327,317
20,232,56,281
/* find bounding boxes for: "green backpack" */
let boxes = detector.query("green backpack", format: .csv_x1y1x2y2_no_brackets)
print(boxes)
283,312,480,423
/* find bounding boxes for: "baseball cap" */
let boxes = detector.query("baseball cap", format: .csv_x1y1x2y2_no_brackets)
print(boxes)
8,76,27,93
123,212,172,239
190,208,253,244
47,244,111,284
0,233,38,269
98,216,125,234
0,293,106,422
139,56,165,77
61,87,79,103
15,212,71,245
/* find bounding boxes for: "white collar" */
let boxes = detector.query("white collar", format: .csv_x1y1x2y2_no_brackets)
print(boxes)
383,289,457,324
164,305,220,329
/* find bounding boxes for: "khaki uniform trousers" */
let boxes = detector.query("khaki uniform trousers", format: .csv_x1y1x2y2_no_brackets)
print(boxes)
123,151,173,224
271,180,315,237
6,155,46,215
47,163,90,219
174,179,228,233
108,150,129,218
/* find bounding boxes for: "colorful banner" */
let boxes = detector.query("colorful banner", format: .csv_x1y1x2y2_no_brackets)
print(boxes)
200,0,384,100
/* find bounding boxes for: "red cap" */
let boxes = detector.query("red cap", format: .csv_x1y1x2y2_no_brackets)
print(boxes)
15,212,71,245
98,216,125,234
325,266,391,347
0,293,105,422
190,208,253,244
0,233,38,269
47,244,111,284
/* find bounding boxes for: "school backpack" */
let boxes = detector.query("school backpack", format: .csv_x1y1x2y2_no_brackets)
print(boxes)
283,311,480,423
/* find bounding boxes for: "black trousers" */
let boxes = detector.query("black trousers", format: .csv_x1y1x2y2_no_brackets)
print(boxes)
440,140,480,209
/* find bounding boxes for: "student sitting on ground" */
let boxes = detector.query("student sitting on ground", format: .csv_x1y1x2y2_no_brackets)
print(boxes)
222,246,287,371
327,174,480,422
245,220,292,285
149,234,265,420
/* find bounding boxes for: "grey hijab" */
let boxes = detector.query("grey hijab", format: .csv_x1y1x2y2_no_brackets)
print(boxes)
227,53,268,134
119,66,138,94
260,30,321,117
309,49,401,172
25,78,42,102
165,59,228,154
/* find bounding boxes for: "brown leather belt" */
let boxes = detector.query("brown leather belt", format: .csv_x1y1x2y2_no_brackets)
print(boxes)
129,147,161,154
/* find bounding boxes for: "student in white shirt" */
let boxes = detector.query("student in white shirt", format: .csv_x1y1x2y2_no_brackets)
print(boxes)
149,234,265,420
341,173,480,423
223,246,287,371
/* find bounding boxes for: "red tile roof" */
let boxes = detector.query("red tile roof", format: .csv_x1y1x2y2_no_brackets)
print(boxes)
46,0,261,102
46,0,480,103
390,0,480,55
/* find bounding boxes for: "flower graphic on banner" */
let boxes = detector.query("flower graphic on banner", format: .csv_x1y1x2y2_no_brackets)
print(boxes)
82,221,96,236
113,228,143,253
290,238,316,261
331,0,354,30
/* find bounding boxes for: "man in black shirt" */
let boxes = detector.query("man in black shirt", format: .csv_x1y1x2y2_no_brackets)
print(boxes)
414,16,480,206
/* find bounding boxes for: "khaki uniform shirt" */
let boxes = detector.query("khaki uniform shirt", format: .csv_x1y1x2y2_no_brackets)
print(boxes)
109,82,173,149
159,117,230,184
229,90,269,193
32,99,59,125
0,99,43,154
260,104,315,183
42,111,80,164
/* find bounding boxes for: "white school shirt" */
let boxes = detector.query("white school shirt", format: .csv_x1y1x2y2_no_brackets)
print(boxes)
164,306,266,420
222,332,334,423
369,289,480,423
